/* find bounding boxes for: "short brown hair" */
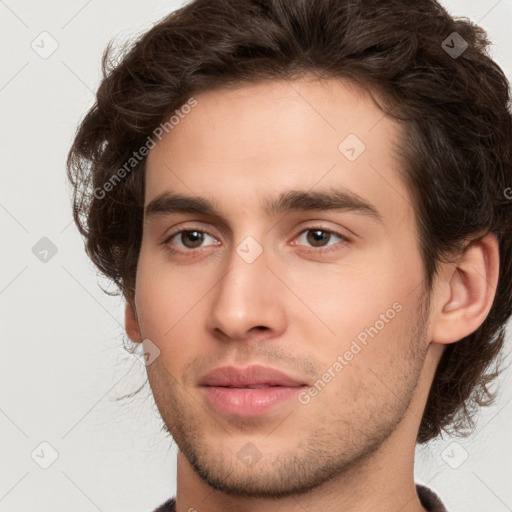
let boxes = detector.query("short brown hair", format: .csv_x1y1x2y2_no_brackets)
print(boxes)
67,0,512,443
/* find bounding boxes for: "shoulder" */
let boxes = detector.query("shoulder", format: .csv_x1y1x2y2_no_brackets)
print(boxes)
152,497,176,512
416,484,448,512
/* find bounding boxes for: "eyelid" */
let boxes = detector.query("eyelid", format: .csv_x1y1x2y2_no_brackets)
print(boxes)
161,221,221,242
161,226,222,252
291,223,351,244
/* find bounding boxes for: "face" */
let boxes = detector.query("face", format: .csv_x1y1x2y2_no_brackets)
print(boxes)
132,77,432,497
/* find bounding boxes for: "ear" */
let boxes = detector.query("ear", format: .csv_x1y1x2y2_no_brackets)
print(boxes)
430,233,499,345
125,300,142,343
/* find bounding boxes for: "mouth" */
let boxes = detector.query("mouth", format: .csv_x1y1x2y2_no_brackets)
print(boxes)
199,365,308,417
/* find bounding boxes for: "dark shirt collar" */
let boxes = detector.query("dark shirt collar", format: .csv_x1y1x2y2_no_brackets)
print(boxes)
153,484,448,512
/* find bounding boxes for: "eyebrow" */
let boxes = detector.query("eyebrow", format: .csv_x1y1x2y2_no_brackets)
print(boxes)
144,188,383,223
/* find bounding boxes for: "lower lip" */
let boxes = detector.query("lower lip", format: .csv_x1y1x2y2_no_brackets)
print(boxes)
201,386,304,417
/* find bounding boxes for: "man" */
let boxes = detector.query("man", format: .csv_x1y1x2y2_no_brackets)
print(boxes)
67,0,512,511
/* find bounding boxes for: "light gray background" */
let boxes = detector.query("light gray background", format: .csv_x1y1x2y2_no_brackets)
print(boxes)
1,1,511,511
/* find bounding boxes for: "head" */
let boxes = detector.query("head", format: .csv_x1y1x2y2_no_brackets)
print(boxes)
67,0,512,498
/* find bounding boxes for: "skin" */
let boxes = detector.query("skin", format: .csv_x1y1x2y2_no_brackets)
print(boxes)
125,76,499,512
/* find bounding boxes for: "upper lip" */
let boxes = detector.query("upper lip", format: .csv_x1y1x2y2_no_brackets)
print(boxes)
199,365,307,388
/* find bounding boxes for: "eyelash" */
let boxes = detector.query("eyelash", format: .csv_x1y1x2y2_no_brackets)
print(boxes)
161,226,350,255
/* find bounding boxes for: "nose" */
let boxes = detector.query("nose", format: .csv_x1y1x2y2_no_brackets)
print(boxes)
207,243,287,342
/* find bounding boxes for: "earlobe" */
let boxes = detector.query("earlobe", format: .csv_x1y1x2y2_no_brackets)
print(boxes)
125,301,142,343
431,233,499,345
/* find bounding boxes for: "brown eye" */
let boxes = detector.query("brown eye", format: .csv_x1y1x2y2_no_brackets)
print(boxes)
180,230,204,248
306,229,332,247
165,229,219,252
295,228,348,250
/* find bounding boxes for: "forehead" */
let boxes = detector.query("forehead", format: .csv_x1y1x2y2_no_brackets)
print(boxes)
144,77,411,226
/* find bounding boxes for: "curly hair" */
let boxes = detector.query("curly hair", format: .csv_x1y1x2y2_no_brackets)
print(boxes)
67,0,512,443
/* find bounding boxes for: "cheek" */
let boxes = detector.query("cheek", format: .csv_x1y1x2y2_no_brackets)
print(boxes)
135,247,207,323
133,251,213,361
287,243,421,334
284,248,425,380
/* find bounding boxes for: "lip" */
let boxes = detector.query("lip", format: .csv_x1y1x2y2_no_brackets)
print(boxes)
199,365,306,387
199,365,308,417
